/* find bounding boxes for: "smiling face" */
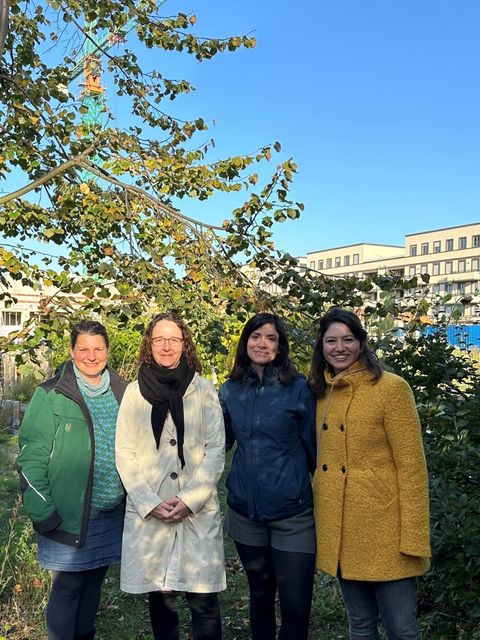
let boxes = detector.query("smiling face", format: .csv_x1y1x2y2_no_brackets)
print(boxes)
322,321,361,375
151,319,184,369
246,322,280,375
70,333,108,385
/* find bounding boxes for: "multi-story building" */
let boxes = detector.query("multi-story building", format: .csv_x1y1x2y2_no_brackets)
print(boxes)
0,278,83,391
0,279,49,390
306,222,480,321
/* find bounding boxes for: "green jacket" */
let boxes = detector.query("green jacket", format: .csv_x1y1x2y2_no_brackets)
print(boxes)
16,361,127,547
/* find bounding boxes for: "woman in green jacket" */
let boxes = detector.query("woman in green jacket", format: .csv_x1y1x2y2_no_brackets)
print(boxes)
309,308,430,640
17,320,127,640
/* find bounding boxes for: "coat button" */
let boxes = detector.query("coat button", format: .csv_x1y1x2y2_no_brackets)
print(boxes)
322,423,328,431
341,466,346,473
170,472,178,480
322,464,328,471
169,439,177,446
340,425,345,432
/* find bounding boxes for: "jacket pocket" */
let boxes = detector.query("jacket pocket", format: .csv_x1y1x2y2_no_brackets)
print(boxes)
364,468,396,507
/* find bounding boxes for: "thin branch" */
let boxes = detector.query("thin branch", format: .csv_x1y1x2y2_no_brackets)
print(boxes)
0,73,71,160
0,144,96,205
78,159,225,232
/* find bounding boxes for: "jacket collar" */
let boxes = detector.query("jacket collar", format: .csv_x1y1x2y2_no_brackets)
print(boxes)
324,360,373,390
48,360,127,404
182,371,199,398
245,363,279,385
319,361,371,426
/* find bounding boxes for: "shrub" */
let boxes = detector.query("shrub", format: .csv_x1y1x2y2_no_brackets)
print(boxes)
372,320,480,638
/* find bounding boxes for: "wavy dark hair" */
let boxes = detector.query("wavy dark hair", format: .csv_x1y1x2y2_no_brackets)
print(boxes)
70,319,109,349
309,307,383,397
229,313,298,385
139,313,202,373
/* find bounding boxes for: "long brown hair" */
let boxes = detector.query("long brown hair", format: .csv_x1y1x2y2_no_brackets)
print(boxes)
139,313,202,373
229,312,298,385
309,308,383,397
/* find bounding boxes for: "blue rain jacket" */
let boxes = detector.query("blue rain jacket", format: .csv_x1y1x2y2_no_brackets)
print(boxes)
219,365,316,522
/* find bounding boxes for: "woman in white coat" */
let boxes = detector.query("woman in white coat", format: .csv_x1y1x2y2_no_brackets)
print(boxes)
116,313,226,640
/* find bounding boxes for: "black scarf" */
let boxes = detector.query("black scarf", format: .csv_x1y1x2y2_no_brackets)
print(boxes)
138,357,195,468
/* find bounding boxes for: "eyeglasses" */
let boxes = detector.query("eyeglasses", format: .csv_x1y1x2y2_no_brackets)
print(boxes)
151,337,183,347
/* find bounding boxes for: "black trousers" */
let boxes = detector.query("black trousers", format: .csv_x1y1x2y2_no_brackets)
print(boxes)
235,541,315,640
46,565,109,640
148,590,222,640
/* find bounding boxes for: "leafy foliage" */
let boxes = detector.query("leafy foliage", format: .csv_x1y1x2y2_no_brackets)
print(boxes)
0,0,307,363
370,316,480,638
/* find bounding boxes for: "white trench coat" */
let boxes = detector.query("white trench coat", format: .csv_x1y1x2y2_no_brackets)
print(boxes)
115,374,226,594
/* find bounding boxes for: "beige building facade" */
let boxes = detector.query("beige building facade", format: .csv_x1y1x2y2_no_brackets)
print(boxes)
306,222,480,321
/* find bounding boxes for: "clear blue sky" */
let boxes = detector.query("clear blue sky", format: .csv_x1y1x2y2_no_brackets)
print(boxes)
4,1,480,261
126,0,480,258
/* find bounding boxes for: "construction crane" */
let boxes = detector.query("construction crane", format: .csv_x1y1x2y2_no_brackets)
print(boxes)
69,19,136,130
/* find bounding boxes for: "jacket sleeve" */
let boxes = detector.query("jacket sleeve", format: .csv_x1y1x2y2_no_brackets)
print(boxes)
178,380,225,514
115,385,164,519
384,376,431,558
219,383,236,452
298,380,317,474
16,387,62,532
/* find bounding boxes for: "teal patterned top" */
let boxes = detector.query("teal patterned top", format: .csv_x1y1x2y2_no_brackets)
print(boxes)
83,389,124,510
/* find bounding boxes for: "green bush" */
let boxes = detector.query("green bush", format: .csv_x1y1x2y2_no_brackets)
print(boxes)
9,373,40,403
373,321,480,638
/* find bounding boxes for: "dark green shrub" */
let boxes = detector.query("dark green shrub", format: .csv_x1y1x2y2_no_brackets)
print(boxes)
373,322,480,638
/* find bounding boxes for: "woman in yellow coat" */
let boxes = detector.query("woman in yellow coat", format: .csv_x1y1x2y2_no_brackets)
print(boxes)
309,308,430,640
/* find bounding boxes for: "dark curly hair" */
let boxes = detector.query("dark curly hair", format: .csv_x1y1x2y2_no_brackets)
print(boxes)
139,313,202,373
229,312,298,385
309,307,383,397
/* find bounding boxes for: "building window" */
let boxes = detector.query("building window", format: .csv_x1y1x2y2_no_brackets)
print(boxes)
432,263,440,275
309,261,315,269
433,241,441,253
421,243,429,255
458,282,466,295
410,245,417,257
473,235,480,248
433,284,440,294
326,258,332,269
344,255,350,267
446,238,454,251
335,256,341,268
459,236,467,250
353,253,359,265
472,258,479,271
446,283,453,293
1,311,22,326
318,260,324,270
445,261,452,274
458,260,466,272
420,264,428,274
409,266,416,276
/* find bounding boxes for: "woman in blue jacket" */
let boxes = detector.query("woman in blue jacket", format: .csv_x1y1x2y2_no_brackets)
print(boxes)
219,313,316,640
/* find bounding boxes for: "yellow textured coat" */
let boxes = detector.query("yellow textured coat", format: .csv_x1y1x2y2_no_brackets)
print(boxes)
313,362,431,581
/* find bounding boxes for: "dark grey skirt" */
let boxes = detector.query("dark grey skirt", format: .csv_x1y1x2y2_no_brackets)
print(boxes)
225,506,316,554
37,502,124,571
